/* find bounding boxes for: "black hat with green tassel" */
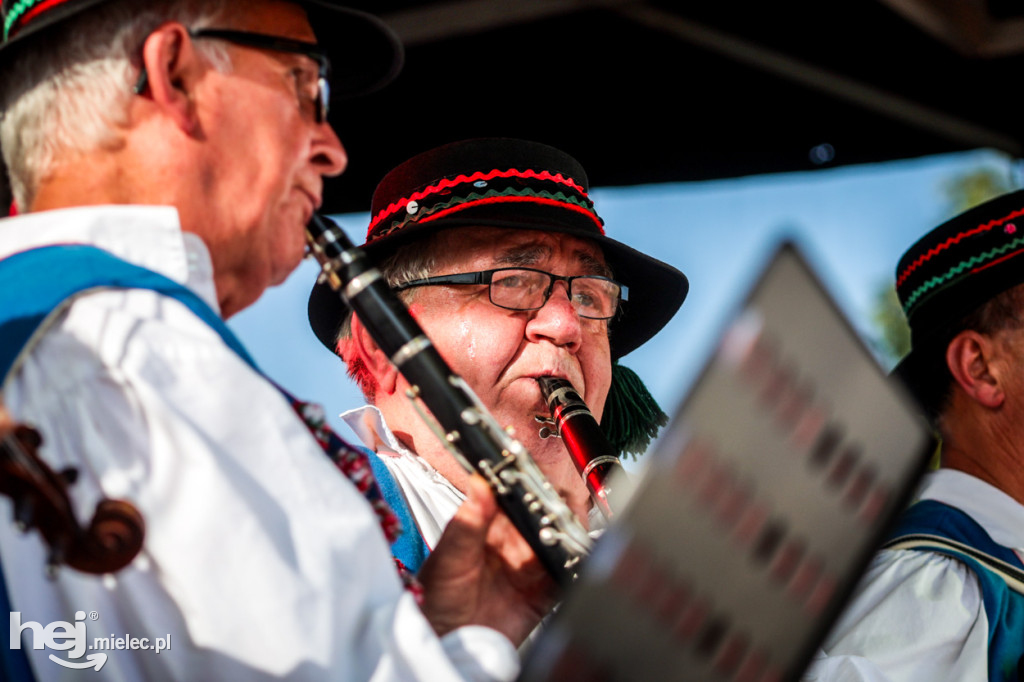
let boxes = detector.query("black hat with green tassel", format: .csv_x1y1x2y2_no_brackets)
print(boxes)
308,137,688,455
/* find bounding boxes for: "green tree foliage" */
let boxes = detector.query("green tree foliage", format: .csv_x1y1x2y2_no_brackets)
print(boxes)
942,167,1015,215
871,283,910,369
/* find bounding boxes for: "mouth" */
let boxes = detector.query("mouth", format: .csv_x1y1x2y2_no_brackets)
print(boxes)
298,187,322,224
528,372,581,398
527,370,574,383
527,373,581,415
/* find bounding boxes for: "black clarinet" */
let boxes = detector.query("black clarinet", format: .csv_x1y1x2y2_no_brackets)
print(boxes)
306,214,591,586
536,377,623,520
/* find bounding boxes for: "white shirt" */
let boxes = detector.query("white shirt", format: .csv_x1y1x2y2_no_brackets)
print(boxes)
342,406,606,556
804,468,1024,682
342,405,464,552
0,206,518,682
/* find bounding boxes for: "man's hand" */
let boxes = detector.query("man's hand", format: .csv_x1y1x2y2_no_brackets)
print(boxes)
417,475,559,646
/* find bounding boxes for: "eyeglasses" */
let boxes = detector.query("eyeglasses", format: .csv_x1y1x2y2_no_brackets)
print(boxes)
393,267,628,320
133,28,331,124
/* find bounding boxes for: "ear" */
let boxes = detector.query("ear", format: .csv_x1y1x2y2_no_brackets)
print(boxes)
348,315,400,396
137,23,205,133
946,330,1005,409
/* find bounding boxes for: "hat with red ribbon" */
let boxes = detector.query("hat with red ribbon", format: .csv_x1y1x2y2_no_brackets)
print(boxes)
309,137,688,362
308,138,689,456
894,189,1024,415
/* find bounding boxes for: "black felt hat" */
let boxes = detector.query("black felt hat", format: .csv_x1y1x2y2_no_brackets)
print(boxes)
0,0,402,100
308,137,690,361
894,189,1024,408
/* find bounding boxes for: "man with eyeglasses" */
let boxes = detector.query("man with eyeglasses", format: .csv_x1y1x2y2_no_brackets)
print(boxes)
0,3,556,681
308,138,689,573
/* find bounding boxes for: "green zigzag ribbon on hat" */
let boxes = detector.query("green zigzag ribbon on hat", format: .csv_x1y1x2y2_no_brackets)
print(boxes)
902,234,1024,316
4,0,37,40
377,185,598,237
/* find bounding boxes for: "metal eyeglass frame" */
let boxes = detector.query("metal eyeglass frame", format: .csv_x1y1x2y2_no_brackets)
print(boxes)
392,267,629,320
133,28,331,124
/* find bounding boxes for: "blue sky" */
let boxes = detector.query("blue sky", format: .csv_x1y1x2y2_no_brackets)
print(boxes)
229,148,1022,447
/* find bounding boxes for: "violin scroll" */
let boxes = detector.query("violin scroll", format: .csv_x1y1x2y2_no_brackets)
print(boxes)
1,418,145,576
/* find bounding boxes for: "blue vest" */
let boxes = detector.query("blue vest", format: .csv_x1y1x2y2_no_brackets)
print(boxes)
884,499,1024,682
366,454,429,573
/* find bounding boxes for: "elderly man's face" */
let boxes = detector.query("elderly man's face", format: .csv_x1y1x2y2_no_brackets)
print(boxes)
404,227,614,462
196,0,346,316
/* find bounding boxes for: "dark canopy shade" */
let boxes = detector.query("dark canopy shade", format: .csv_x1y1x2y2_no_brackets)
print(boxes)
318,0,1024,216
3,0,1023,217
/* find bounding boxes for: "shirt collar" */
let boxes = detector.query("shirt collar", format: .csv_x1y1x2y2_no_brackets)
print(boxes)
918,468,1024,550
341,404,414,457
0,205,220,313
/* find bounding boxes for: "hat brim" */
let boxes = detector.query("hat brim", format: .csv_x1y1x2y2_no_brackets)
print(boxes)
302,2,403,99
307,215,689,361
0,1,402,99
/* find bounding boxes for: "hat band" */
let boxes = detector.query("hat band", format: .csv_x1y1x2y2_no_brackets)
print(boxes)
901,234,1024,317
369,185,604,242
4,0,74,40
897,206,1024,288
368,167,590,233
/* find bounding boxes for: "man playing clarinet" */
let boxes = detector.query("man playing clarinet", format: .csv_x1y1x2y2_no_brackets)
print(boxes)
307,137,689,571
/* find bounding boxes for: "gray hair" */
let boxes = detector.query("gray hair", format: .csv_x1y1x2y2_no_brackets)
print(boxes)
338,235,443,401
0,0,230,208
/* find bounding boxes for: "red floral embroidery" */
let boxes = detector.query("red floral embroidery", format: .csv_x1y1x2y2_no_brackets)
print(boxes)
291,399,421,598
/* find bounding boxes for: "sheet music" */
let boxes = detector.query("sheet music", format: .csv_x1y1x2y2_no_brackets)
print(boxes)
521,243,935,682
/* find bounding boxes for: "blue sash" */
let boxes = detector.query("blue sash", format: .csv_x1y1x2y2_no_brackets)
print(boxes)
367,453,429,573
884,499,1024,681
0,244,259,376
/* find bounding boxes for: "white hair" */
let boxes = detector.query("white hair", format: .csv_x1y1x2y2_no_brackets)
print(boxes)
0,0,231,208
338,235,443,401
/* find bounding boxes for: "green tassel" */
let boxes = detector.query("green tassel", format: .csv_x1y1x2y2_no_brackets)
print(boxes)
600,362,668,459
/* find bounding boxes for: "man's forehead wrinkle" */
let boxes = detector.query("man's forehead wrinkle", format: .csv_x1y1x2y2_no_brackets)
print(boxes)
489,241,610,275
577,250,612,278
493,243,551,267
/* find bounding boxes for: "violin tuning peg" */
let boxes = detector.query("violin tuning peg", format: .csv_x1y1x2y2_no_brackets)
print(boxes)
45,544,66,580
13,495,35,531
15,424,43,448
59,467,79,485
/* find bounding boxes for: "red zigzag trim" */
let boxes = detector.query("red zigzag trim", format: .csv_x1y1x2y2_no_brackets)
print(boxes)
897,207,1024,288
368,168,588,236
389,195,605,234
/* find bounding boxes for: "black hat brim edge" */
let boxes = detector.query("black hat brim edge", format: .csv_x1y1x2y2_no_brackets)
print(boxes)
301,2,403,99
308,216,689,361
0,1,403,100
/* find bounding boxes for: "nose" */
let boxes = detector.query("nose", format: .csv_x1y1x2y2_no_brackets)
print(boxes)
311,121,348,177
525,280,583,352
